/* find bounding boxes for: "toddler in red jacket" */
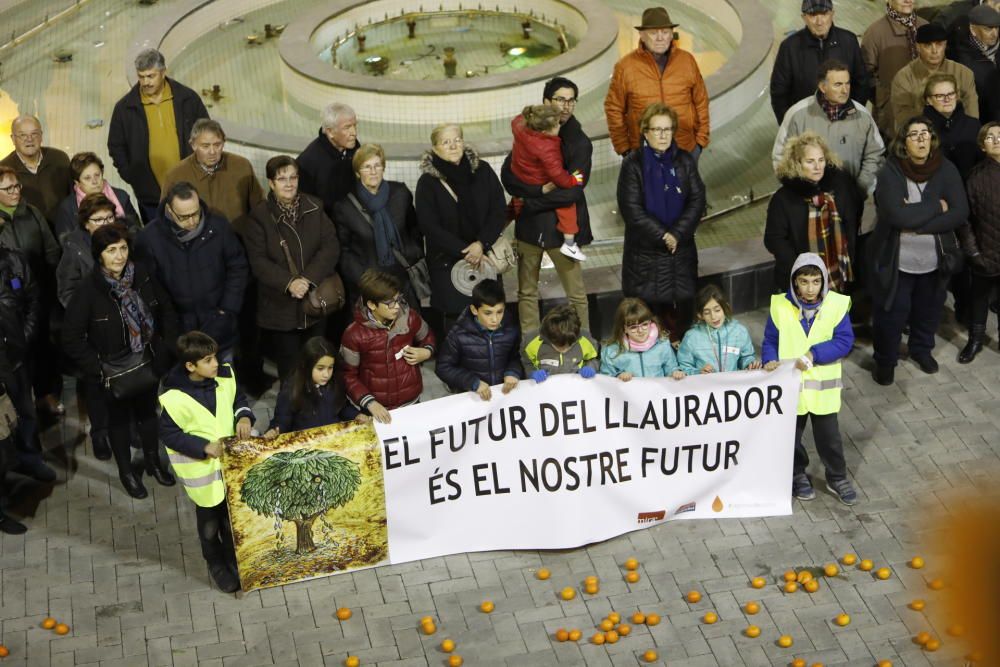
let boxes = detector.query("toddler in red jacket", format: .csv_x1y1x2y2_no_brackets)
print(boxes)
340,269,436,424
510,104,586,261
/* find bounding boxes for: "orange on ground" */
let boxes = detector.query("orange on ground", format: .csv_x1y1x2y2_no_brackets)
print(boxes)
607,612,621,624
344,657,359,667
928,578,944,590
625,571,640,583
947,624,965,637
642,650,658,663
841,554,858,565
480,600,495,613
0,646,8,658
810,663,824,667
804,579,820,593
834,613,850,627
823,563,839,577
784,581,798,593
925,638,941,651
536,568,551,580
448,656,463,667
441,639,456,652
584,575,598,585
745,601,760,614
624,558,639,571
336,608,352,621
41,618,57,629
632,612,646,624
617,624,631,636
909,599,926,611
420,616,434,625
703,612,718,624
751,577,766,589
555,629,569,642
783,570,797,582
645,613,661,626
599,619,614,632
792,660,807,667
604,630,619,644
591,632,605,645
914,631,931,645
568,629,582,642
858,559,874,572
421,622,437,635
584,584,599,595
909,556,925,569
796,571,813,584
686,590,702,603
877,661,893,667
875,567,891,580
777,635,794,648
54,624,69,636
745,625,761,638
560,587,576,601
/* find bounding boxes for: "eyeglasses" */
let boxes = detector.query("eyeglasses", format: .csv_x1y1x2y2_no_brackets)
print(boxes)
646,126,674,135
0,183,22,194
984,135,1000,144
928,91,956,101
625,321,652,333
88,214,116,225
906,130,931,140
168,205,201,223
549,96,577,106
380,295,406,308
437,138,464,148
12,131,41,141
273,175,299,184
358,163,384,173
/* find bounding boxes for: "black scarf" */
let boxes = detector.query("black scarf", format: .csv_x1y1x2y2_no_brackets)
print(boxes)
897,151,943,183
430,152,482,242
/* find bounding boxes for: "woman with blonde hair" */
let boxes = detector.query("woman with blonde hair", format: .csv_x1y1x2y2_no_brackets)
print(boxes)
764,131,861,292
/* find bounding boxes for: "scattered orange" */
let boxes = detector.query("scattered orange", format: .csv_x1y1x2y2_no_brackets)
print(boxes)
909,556,925,569
441,639,456,653
751,577,766,589
54,624,69,635
914,631,931,645
909,599,926,611
625,571,640,584
642,649,658,663
686,590,702,603
555,629,569,642
877,661,893,667
0,646,8,658
645,613,661,626
336,608,352,621
604,630,619,644
834,613,850,627
792,660,807,667
796,571,813,584
421,622,437,635
875,567,891,580
928,578,944,590
632,612,646,624
344,657,359,667
783,570,797,582
607,612,621,624
599,619,615,632
536,568,551,580
745,601,760,614
568,629,582,642
41,617,57,629
420,616,434,625
584,575,598,585
858,559,874,572
560,587,576,601
966,651,984,662
810,663,824,667
448,656,463,667
841,554,858,565
584,584,599,595
803,579,820,593
702,612,718,624
784,581,799,593
616,624,631,636
777,635,794,648
745,625,761,638
924,638,941,652
480,600,495,613
946,624,965,637
591,632,605,645
823,563,839,577
624,558,639,571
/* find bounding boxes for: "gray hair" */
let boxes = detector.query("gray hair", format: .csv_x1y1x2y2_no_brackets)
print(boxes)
321,102,356,130
134,48,166,72
189,118,226,143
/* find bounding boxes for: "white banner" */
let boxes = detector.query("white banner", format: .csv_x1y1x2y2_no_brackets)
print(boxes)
376,365,800,564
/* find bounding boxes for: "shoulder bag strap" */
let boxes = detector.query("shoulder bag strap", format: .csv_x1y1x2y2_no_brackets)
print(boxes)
438,179,459,202
346,193,415,270
278,234,302,277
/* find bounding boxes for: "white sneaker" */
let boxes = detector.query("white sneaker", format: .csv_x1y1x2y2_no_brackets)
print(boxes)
540,253,555,269
559,243,587,262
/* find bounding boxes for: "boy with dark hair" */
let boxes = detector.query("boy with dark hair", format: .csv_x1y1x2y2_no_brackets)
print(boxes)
159,330,254,593
340,269,435,424
762,252,857,505
436,279,523,400
522,303,599,382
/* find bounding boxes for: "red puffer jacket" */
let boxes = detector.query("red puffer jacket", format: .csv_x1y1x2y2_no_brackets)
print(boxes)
510,114,578,189
340,303,436,411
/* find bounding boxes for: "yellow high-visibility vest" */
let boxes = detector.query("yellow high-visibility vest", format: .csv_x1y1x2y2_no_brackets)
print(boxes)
158,367,237,507
770,292,850,416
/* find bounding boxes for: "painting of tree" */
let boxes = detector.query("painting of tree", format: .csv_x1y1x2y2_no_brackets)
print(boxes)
240,449,361,553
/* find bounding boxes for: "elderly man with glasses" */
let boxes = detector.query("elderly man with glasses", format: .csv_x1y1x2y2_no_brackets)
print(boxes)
0,115,71,227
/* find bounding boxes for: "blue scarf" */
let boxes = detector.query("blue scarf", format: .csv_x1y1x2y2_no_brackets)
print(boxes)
355,181,403,267
102,261,154,353
642,144,685,229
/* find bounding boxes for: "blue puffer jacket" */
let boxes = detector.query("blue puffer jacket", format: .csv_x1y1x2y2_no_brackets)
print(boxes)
435,308,523,392
599,337,679,378
676,320,757,375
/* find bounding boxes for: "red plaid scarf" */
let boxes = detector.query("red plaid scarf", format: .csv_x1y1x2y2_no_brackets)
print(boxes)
807,192,853,291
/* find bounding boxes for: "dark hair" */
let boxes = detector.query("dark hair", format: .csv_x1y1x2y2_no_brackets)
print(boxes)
816,58,849,84
471,279,505,308
176,331,219,364
360,268,403,306
695,284,734,321
289,336,337,413
792,264,823,280
77,193,116,229
266,155,299,180
163,180,199,207
978,121,1000,150
0,166,18,183
890,116,940,160
543,76,578,101
70,152,104,182
90,223,130,262
540,304,581,348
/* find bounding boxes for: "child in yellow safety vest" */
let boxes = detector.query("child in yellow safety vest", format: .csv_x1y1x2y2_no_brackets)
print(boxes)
159,331,254,593
761,253,858,506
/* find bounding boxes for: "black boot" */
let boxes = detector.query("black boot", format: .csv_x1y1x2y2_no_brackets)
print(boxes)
143,442,175,487
959,324,986,364
0,511,27,534
208,559,241,593
119,470,148,499
91,430,112,461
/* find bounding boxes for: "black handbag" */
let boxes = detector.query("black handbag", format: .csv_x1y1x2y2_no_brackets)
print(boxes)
346,194,432,300
936,231,964,276
101,346,158,400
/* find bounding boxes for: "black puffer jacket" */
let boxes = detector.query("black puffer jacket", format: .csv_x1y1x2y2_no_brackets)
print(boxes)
62,262,177,380
959,158,1000,276
924,103,981,178
617,146,706,305
435,307,523,392
0,247,40,374
764,166,861,290
133,201,248,350
0,202,60,283
297,129,358,217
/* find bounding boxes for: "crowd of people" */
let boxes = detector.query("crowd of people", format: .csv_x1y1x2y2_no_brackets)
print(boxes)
0,0,998,593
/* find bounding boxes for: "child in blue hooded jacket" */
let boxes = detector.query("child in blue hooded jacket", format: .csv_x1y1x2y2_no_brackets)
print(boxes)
600,297,681,380
677,285,760,375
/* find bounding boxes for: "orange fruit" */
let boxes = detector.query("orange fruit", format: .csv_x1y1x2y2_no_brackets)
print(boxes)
584,584,599,595
568,629,581,642
946,624,965,637
966,651,984,662
632,612,646,624
784,581,798,593
584,575,598,585
54,624,69,635
823,563,839,577
604,630,619,644
777,635,794,648
624,558,639,571
792,660,807,667
421,622,436,635
702,612,718,624
875,567,891,580
336,608,352,621
599,619,615,632
616,624,631,636
41,617,57,629
420,616,434,625
858,559,874,572
625,571,640,583
607,612,621,624
928,578,944,590
751,577,766,589
536,568,551,580
645,613,661,626
877,661,893,667
555,629,569,642
686,590,702,603
441,639,456,652
480,600,495,613
810,663,824,667
591,632,605,645
745,601,760,614
909,556,925,569
448,656,463,667
909,599,926,611
0,646,8,658
783,570,797,582
642,649,658,662
834,613,850,627
344,657,360,667
924,638,941,652
745,625,761,638
841,553,857,565
914,631,931,645
803,579,819,593
560,587,576,601
796,571,813,584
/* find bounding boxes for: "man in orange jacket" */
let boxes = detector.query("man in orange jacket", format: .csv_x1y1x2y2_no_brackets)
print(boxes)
604,7,711,158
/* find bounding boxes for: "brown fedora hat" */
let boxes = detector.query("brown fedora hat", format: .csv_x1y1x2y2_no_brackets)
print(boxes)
634,7,680,30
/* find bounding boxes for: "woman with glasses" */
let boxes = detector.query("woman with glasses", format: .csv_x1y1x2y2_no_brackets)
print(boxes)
869,116,969,384
332,143,425,307
922,74,981,179
243,155,341,381
957,122,1000,363
54,152,140,241
616,103,706,340
415,124,507,336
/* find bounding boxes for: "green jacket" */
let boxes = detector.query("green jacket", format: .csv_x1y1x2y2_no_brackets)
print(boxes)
522,329,599,375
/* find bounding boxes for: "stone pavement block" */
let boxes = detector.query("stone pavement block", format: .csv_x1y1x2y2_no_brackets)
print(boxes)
197,639,250,660
706,634,747,666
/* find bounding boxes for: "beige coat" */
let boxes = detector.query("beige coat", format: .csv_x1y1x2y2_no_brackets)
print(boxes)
890,58,979,134
160,152,264,224
861,14,928,133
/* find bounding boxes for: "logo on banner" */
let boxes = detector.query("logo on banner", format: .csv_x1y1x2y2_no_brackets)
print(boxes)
636,510,665,524
674,501,696,515
712,496,725,512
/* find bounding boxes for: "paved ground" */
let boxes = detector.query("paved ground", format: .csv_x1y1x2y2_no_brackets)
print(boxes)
2,306,997,667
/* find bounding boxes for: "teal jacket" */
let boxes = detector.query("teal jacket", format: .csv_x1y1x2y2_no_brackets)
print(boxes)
677,320,757,375
599,338,679,378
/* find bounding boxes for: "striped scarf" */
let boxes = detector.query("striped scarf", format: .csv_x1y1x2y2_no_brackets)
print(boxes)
971,32,998,63
886,3,918,60
807,192,853,291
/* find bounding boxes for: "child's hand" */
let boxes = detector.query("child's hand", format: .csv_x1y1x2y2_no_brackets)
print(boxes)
204,440,223,458
764,360,780,371
571,170,585,185
263,427,279,440
579,366,596,379
235,417,252,439
531,369,548,383
617,372,633,382
402,346,431,365
700,363,715,374
355,413,372,424
475,381,492,401
746,360,762,370
368,401,392,424
671,369,686,380
502,376,519,394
